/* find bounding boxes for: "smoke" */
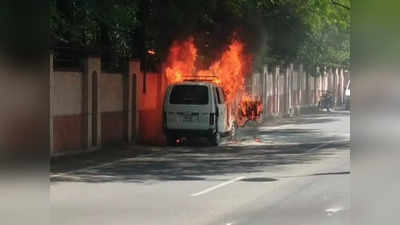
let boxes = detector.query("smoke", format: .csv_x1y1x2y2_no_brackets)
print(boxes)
149,0,268,73
193,8,268,73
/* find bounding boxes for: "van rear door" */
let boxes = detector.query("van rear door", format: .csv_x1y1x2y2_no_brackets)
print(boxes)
166,84,212,130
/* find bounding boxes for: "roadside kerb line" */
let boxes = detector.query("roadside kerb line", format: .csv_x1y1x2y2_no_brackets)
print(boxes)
50,160,123,178
305,140,349,153
50,146,159,178
190,176,246,197
306,142,331,153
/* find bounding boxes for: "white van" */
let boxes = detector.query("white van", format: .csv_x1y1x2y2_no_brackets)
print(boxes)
163,81,233,146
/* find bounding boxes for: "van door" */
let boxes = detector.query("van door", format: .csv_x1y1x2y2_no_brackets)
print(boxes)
167,84,211,131
214,87,227,133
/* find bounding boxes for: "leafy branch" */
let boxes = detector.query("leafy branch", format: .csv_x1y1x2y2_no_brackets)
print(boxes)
330,0,350,10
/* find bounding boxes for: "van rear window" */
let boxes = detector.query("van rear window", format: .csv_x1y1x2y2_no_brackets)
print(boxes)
169,85,209,105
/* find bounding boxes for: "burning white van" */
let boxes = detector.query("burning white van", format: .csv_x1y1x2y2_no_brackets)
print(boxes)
163,81,234,146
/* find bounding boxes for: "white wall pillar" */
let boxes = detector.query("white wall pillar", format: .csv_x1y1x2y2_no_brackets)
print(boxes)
263,65,268,117
83,56,101,148
125,72,133,143
49,53,55,153
284,66,289,114
289,64,294,111
298,64,303,106
274,66,280,114
129,60,141,143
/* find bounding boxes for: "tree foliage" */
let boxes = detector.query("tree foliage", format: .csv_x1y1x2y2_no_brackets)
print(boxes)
296,0,350,72
50,0,350,71
50,0,138,56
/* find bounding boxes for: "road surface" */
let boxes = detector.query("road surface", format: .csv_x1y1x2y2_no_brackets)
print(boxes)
51,110,350,225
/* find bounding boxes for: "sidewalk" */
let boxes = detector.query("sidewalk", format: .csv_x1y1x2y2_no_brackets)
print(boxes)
51,144,166,175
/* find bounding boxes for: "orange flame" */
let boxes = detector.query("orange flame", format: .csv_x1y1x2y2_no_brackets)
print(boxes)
164,37,197,84
147,49,156,55
163,36,263,125
199,40,251,103
163,37,252,104
238,94,263,124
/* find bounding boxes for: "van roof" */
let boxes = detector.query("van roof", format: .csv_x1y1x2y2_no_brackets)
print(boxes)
170,81,216,87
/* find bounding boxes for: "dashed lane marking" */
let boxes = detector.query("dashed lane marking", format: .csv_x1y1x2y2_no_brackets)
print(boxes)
191,176,246,197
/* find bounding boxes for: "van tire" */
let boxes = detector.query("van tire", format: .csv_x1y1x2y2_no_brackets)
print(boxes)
166,135,177,146
209,132,220,146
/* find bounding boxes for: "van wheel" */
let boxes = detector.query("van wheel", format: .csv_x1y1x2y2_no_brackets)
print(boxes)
209,132,220,146
166,135,177,146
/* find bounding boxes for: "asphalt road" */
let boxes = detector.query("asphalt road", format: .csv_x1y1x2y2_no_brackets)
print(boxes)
51,110,350,225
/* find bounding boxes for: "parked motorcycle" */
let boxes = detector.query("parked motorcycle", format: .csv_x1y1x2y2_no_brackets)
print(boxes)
318,91,335,112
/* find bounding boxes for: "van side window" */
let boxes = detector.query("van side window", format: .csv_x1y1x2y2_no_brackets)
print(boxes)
217,87,225,104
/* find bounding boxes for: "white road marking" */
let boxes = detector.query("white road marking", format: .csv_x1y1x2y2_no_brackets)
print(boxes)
191,176,246,197
325,207,344,216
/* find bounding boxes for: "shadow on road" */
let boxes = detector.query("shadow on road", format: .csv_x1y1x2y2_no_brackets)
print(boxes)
51,110,350,184
51,141,350,184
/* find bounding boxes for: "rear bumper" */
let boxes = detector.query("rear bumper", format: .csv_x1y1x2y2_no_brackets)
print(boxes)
164,128,216,137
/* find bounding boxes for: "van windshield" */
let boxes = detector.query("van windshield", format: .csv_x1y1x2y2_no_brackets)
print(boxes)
169,85,209,105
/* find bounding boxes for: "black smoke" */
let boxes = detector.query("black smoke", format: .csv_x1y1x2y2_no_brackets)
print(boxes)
140,0,268,72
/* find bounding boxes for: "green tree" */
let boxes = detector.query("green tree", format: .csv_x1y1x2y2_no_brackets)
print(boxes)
50,0,138,56
296,0,350,72
50,0,350,72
